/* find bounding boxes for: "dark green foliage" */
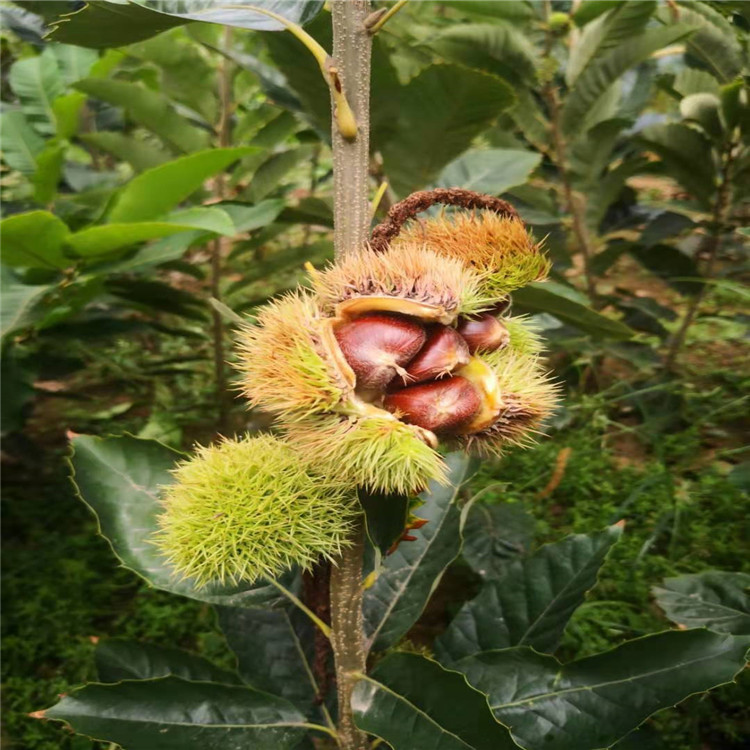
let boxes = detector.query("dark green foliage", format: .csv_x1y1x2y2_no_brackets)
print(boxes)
2,1,749,748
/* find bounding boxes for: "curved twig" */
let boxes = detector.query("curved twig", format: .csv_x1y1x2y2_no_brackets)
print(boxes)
369,187,520,253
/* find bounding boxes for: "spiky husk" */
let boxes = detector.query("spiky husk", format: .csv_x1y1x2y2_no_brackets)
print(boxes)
281,412,447,495
395,212,550,299
503,315,545,357
311,243,489,318
235,291,352,418
155,435,357,587
460,351,559,457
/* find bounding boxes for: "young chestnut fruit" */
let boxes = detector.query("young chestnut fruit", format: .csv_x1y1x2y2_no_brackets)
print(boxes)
399,324,471,384
384,376,481,434
456,313,510,354
334,313,426,390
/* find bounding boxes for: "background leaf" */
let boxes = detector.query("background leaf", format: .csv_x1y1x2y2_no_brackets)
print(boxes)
436,525,623,663
561,24,696,135
437,148,541,194
1,211,71,269
0,109,46,173
50,0,324,48
512,283,635,339
108,147,256,223
352,653,517,750
69,434,291,608
217,605,319,711
8,47,64,136
0,267,49,339
381,64,515,196
456,630,750,750
461,501,535,581
75,78,209,153
44,676,307,749
653,571,750,635
95,639,241,684
363,452,474,652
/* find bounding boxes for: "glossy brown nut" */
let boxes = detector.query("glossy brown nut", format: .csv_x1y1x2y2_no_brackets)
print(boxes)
401,325,471,384
384,376,481,434
334,313,426,390
456,313,510,354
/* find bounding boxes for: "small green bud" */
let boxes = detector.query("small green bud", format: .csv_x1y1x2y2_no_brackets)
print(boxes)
548,12,571,32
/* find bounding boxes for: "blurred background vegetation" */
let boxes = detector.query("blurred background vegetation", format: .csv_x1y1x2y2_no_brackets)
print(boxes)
1,1,748,748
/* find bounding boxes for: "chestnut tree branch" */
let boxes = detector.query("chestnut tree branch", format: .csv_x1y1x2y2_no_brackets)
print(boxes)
211,25,233,433
329,2,372,748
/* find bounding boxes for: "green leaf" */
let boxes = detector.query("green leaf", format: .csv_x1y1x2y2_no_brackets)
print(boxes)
75,78,209,153
653,571,750,635
32,140,66,204
0,110,45,174
512,282,635,339
426,23,537,85
220,199,286,233
97,231,201,274
51,91,86,139
44,676,307,749
108,147,255,223
680,92,724,140
105,278,206,320
245,146,313,203
0,211,71,269
442,1,535,23
442,0,534,23
629,243,703,296
673,67,720,97
96,639,241,684
8,48,64,136
381,64,515,196
277,196,333,227
217,606,319,711
166,206,236,236
437,148,541,194
461,501,535,581
663,1,744,83
638,123,716,207
66,221,215,258
561,24,697,135
50,0,324,47
363,452,474,652
0,267,50,339
80,132,171,173
566,1,656,87
352,653,517,750
226,240,332,293
436,525,623,664
68,434,290,607
359,489,410,557
136,0,324,30
49,43,99,85
456,630,750,750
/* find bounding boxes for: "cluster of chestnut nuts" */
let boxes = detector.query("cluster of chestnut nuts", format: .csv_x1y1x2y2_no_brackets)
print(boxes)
334,300,511,437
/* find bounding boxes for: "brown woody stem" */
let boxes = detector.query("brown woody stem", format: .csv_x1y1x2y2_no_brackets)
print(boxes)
211,26,233,433
329,2,372,749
